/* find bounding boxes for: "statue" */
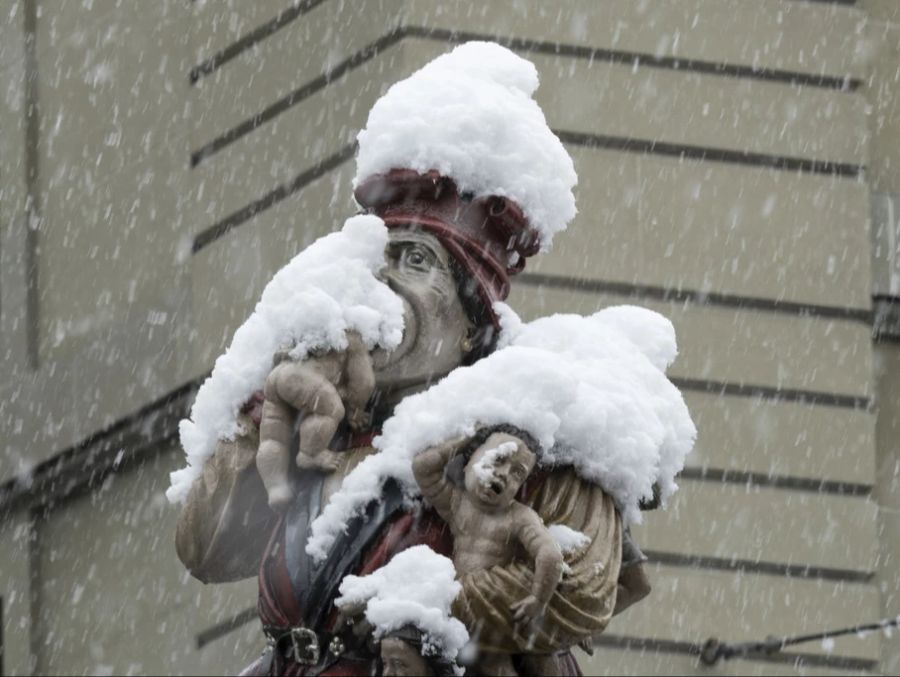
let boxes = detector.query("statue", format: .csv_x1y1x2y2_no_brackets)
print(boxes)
171,41,689,676
334,545,468,676
412,427,565,676
257,330,376,511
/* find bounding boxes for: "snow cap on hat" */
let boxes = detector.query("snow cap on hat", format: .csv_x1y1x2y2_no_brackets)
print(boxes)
353,41,578,322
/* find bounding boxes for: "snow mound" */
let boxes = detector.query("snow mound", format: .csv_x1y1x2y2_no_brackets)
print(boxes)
496,303,678,372
549,524,591,555
336,545,469,667
354,41,577,250
166,215,404,504
306,303,696,558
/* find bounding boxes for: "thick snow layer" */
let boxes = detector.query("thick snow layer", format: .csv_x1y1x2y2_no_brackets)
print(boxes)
354,41,577,250
306,303,696,559
166,216,404,504
336,545,468,666
549,524,591,555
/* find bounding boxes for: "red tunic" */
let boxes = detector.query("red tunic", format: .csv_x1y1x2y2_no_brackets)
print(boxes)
239,437,581,677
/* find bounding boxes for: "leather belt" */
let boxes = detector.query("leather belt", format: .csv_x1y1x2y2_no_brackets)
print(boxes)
263,625,348,667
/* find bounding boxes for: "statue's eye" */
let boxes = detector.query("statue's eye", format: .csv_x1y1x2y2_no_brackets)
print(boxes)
403,246,431,269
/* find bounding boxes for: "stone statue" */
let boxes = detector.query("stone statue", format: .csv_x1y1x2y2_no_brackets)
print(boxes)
377,626,457,677
257,331,376,511
412,427,565,676
379,634,439,677
175,170,650,675
174,40,660,675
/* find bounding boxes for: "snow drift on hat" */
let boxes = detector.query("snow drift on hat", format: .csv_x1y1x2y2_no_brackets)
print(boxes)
354,41,577,250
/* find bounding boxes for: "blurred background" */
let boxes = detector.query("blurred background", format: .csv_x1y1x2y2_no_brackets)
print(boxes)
1,0,899,674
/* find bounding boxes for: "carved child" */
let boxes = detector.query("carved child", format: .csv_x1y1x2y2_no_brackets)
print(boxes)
256,331,375,511
412,426,565,676
379,629,460,677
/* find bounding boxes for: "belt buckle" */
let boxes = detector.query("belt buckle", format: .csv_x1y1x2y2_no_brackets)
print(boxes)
289,627,320,666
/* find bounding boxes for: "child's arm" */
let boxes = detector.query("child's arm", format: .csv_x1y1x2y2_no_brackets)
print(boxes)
411,438,464,520
510,506,565,626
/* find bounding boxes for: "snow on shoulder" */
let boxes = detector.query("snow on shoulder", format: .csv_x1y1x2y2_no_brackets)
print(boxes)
354,41,577,250
166,215,404,504
336,545,469,667
306,303,696,558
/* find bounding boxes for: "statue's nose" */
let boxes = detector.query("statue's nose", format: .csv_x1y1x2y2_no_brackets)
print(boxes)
379,265,403,292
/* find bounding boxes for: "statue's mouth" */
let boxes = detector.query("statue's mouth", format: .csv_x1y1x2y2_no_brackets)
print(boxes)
489,479,505,495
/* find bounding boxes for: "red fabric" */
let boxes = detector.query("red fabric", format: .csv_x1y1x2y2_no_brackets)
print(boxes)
555,651,584,677
258,514,303,629
254,495,453,675
252,455,579,676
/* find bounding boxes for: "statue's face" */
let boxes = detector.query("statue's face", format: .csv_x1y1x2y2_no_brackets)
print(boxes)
463,432,536,510
372,228,474,394
380,637,435,677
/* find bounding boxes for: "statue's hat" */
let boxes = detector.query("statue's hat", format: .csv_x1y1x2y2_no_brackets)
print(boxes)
352,41,578,325
354,169,539,325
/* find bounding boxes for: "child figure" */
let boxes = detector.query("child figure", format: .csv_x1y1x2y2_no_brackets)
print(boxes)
412,425,566,676
256,331,375,511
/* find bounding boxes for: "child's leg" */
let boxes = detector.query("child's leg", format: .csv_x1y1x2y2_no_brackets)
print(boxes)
295,379,344,471
256,395,295,511
265,362,345,471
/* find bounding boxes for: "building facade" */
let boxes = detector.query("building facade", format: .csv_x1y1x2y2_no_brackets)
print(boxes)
1,0,899,674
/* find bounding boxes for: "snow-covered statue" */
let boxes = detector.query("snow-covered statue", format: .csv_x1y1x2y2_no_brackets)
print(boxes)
257,328,377,510
170,41,696,676
335,546,468,676
412,429,566,676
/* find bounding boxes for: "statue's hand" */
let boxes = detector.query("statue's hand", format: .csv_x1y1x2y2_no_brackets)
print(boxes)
510,594,547,630
335,601,373,641
346,406,371,432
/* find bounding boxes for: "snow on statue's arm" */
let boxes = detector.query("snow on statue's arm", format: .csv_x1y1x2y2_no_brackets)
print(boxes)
172,215,405,582
452,466,624,654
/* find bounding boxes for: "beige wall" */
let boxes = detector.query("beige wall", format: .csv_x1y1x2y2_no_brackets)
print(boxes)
1,0,897,675
30,447,260,676
874,342,900,675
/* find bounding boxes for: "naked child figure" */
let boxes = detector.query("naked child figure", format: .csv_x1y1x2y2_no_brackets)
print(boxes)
256,331,376,511
412,425,566,676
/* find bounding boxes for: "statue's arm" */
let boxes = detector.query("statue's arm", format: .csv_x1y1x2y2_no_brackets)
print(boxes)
516,506,565,608
175,413,277,583
411,437,465,519
614,561,651,615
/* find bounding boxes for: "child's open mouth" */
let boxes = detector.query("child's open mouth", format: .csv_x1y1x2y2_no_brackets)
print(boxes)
489,479,504,495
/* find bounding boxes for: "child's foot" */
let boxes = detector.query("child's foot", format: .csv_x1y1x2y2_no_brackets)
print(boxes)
266,483,294,512
296,450,342,473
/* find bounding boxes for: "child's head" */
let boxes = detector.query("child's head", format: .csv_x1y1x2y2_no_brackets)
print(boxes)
462,428,537,509
378,625,459,677
380,636,435,677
